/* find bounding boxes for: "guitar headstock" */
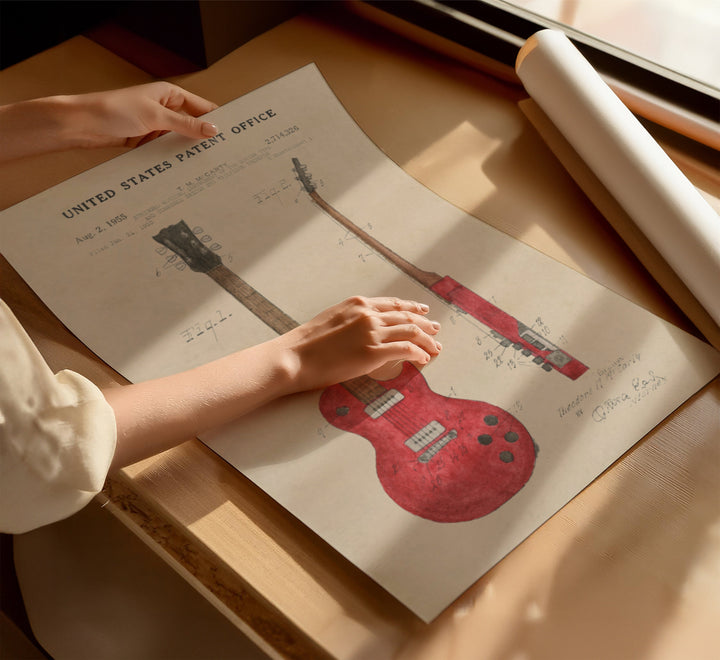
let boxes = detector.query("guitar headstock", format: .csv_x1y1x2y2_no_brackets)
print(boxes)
292,157,316,193
153,220,222,273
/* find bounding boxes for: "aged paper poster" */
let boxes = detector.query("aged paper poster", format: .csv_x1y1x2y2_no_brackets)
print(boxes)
1,65,718,621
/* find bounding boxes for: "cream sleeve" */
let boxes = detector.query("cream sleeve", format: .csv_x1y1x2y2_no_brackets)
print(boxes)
0,300,117,533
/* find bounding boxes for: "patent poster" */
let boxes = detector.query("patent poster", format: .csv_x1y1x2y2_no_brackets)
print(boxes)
1,65,718,621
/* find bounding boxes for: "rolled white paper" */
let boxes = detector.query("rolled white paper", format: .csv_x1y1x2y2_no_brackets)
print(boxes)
516,30,720,327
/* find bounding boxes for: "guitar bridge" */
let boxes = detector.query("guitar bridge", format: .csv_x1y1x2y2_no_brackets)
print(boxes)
364,389,404,419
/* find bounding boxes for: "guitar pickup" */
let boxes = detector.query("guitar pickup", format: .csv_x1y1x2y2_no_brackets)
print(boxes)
365,389,404,419
405,420,446,452
418,430,458,463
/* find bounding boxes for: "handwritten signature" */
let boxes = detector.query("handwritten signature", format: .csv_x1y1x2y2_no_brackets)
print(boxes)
591,370,667,422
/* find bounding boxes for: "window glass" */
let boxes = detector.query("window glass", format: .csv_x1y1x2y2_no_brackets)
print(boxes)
504,0,719,91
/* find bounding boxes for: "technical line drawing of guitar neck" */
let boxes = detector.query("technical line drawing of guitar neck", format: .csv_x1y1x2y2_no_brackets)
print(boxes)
152,220,537,523
291,157,588,380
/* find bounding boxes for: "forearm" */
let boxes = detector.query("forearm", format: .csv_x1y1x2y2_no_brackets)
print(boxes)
0,96,88,162
104,338,295,470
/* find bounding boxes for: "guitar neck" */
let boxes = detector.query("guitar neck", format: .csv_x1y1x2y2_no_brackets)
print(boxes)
292,157,442,288
308,189,443,288
206,264,298,335
153,220,298,334
292,158,589,380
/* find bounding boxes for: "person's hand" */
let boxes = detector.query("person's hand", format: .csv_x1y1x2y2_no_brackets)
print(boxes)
275,296,442,392
0,82,219,162
63,81,219,148
106,296,442,469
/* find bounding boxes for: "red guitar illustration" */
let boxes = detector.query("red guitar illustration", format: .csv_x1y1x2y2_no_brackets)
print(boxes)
153,220,536,522
292,158,588,380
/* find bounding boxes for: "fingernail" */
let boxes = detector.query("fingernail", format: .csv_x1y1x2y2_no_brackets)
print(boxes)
435,341,442,351
418,303,429,313
431,321,441,331
202,122,218,137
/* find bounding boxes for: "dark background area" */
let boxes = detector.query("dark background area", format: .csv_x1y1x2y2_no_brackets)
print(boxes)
0,0,305,73
0,1,125,68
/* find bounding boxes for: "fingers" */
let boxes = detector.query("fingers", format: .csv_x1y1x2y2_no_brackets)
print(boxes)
376,323,442,366
159,84,219,139
154,106,218,140
359,296,442,364
123,82,218,141
360,296,440,338
381,322,442,350
368,296,430,316
161,83,218,116
376,309,440,335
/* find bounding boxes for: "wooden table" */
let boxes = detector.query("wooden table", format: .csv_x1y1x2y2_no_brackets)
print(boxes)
2,6,718,659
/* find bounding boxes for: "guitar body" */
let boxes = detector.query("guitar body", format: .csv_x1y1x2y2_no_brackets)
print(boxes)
319,362,536,522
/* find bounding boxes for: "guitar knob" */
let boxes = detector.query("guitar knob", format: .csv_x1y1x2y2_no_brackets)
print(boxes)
335,406,350,417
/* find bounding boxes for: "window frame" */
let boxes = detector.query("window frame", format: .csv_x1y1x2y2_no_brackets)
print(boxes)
362,0,719,125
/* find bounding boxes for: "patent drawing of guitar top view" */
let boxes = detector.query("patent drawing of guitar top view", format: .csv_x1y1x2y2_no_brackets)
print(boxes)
153,220,537,523
291,158,588,380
